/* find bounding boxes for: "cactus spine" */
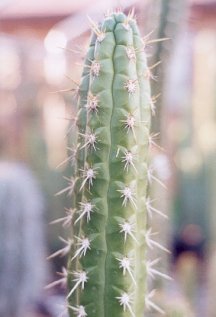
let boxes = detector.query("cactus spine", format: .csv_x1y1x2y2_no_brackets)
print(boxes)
59,11,161,317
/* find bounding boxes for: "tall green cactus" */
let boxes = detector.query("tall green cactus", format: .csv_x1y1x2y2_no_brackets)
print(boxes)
50,10,169,317
68,11,150,317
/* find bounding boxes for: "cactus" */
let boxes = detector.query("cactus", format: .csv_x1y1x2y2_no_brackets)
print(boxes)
50,10,170,317
0,162,47,317
147,0,188,138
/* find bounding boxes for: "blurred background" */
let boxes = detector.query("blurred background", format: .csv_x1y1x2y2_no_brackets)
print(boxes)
0,0,216,316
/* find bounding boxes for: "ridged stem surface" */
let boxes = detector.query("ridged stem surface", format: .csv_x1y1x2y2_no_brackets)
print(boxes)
68,12,151,317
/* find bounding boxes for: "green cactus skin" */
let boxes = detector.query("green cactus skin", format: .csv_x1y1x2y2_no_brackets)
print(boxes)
67,11,151,317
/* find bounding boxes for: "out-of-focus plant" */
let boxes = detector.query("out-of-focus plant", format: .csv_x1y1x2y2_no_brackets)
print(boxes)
0,162,47,317
148,0,188,137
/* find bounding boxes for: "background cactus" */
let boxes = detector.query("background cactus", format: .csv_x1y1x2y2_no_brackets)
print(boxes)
51,10,169,317
147,0,188,137
0,162,47,317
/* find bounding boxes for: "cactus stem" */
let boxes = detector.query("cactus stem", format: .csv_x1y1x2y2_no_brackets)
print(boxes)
47,238,73,260
71,236,91,261
146,198,168,219
145,228,170,253
116,292,135,317
79,166,97,191
145,290,165,315
68,305,87,317
146,259,172,281
50,208,75,227
67,271,88,298
116,256,136,286
64,12,155,316
119,221,138,244
45,267,67,289
118,185,137,209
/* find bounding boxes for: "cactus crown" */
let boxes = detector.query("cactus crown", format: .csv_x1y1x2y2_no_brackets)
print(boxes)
49,10,169,317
